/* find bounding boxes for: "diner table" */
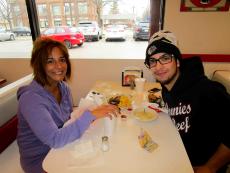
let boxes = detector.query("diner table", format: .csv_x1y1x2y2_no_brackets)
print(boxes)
43,81,194,173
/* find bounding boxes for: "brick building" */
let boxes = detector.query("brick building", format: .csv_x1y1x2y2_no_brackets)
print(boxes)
7,0,99,29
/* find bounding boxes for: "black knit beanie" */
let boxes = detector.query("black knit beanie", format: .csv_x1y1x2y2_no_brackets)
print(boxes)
145,30,182,68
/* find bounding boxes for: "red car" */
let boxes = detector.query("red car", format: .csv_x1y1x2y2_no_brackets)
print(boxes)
41,26,85,49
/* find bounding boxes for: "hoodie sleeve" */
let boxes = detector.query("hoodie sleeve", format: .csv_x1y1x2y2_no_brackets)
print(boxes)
18,91,96,149
203,81,230,149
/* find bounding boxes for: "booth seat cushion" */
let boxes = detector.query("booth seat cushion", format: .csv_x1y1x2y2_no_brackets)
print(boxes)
0,115,18,153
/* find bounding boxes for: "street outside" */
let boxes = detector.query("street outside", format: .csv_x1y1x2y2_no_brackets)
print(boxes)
0,29,148,59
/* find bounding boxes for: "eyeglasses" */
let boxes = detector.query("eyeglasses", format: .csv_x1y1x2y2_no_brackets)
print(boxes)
148,54,173,68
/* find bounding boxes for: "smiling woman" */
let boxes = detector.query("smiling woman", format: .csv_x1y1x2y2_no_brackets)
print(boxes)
16,37,119,173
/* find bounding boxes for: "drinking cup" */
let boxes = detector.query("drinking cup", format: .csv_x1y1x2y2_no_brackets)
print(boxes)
135,78,146,93
103,116,116,137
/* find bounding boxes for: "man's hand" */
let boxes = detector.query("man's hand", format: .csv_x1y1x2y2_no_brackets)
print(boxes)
193,165,215,173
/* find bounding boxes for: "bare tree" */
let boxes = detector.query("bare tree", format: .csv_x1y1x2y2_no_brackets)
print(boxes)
0,0,25,30
0,0,13,30
109,1,119,14
0,0,12,29
93,0,119,26
142,6,150,21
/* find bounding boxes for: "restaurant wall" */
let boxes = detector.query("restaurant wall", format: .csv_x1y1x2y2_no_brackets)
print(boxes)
68,60,230,104
0,59,32,85
1,59,230,105
163,0,230,84
164,0,230,54
69,59,153,105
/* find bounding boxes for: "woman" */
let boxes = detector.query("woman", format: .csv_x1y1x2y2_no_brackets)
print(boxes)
17,37,118,173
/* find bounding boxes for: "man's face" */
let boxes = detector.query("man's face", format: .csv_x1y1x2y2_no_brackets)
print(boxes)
149,53,179,86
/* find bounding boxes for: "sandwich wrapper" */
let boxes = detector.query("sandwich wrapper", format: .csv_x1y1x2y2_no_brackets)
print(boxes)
138,128,158,152
64,91,104,127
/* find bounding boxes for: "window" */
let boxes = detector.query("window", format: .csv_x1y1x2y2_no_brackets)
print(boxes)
78,2,87,15
64,3,74,15
40,19,48,28
66,18,75,26
13,5,20,16
54,19,62,26
52,4,61,16
0,0,163,60
0,0,32,59
37,4,47,16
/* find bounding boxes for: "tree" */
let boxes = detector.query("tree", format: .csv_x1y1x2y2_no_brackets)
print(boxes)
93,0,109,26
109,1,119,14
142,6,150,21
93,0,119,26
0,0,13,30
0,0,25,30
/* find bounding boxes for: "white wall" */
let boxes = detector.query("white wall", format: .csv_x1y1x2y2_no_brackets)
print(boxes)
68,59,230,105
69,59,153,105
164,0,230,54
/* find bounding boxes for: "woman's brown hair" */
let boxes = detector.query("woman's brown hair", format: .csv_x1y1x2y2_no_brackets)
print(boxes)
31,37,71,86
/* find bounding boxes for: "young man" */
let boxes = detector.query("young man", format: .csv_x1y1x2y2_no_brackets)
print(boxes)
145,30,230,173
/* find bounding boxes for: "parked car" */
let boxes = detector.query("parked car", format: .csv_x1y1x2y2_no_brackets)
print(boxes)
133,21,150,41
12,26,31,36
0,28,15,41
77,21,102,41
105,24,126,41
41,26,85,49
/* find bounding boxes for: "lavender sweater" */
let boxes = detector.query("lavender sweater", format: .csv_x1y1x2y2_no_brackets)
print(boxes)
17,80,95,173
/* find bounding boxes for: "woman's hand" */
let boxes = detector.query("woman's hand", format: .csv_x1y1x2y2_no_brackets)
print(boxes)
90,104,119,119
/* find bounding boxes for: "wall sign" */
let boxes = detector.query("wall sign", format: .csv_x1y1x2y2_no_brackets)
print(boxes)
180,0,230,11
122,67,143,87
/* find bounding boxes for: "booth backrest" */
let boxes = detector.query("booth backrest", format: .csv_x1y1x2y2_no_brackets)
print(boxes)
212,70,230,94
0,74,33,153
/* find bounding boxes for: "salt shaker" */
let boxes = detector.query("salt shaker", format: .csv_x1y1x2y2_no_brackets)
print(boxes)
101,136,109,152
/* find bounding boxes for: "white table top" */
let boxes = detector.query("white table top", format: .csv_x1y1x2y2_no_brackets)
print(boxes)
43,81,194,173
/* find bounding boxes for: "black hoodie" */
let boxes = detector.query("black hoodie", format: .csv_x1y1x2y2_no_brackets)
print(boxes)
161,56,230,168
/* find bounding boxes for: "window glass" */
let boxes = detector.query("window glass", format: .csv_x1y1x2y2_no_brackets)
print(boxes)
65,3,74,15
78,2,88,15
52,4,61,16
0,0,156,59
0,0,32,58
37,4,47,16
40,19,49,29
